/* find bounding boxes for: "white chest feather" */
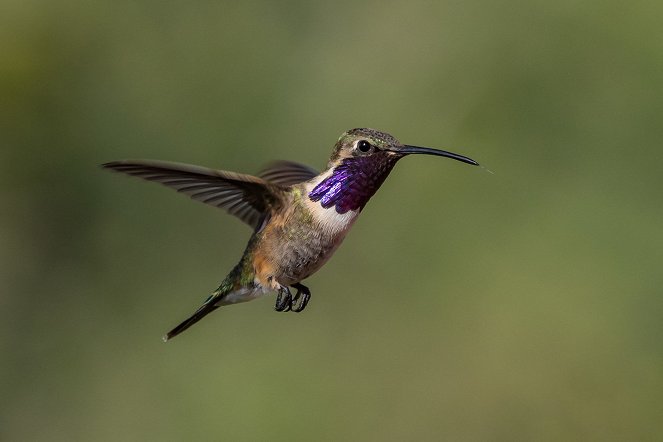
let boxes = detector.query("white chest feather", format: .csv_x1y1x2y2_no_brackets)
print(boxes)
311,203,358,234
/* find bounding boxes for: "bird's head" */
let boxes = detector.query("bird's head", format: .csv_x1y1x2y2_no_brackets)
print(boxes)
309,128,478,214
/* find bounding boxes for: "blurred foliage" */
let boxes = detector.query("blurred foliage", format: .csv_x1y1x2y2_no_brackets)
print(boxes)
2,0,663,440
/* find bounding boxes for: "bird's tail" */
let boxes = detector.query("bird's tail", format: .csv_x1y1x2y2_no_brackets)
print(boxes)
162,287,230,341
163,265,250,341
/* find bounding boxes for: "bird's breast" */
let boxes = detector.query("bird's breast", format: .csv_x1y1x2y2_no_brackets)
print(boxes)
253,186,360,285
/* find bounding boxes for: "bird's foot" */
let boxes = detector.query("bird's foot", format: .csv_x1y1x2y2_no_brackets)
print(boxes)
291,283,311,313
274,286,293,312
274,283,311,312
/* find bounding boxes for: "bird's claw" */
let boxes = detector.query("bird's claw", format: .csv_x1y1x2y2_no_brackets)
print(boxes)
274,287,292,312
291,283,311,313
274,283,311,313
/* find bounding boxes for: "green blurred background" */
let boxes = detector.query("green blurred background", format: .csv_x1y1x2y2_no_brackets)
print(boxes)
3,0,663,440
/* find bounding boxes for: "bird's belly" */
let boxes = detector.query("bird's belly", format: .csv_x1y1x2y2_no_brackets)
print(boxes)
268,236,342,285
253,196,359,287
268,223,355,285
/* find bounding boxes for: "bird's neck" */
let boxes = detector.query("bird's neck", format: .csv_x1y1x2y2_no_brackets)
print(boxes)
308,156,399,214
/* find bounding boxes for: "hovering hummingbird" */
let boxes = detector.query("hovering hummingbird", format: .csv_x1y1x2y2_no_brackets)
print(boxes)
103,128,478,341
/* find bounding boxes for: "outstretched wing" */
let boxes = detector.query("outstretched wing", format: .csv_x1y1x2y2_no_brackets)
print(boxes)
259,160,318,186
102,159,285,229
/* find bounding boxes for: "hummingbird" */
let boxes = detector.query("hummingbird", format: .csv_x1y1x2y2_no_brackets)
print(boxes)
102,128,478,341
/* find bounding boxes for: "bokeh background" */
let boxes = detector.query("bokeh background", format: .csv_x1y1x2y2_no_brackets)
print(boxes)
3,0,663,440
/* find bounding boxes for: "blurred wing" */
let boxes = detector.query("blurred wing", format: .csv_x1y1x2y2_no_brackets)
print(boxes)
259,160,318,186
102,159,285,229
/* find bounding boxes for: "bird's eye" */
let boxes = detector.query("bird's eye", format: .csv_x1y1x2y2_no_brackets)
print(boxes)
357,140,372,153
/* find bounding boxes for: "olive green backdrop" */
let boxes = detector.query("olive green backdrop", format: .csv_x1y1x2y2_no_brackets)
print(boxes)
3,0,663,440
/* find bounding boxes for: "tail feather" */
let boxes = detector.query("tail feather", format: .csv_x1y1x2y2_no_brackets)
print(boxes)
163,300,220,342
162,272,247,341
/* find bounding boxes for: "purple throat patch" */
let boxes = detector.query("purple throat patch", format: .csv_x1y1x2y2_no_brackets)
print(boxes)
308,157,395,214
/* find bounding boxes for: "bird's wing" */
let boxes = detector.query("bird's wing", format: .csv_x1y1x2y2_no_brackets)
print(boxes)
102,159,286,229
258,160,318,186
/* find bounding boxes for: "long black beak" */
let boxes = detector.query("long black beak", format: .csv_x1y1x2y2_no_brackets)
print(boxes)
390,145,479,166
